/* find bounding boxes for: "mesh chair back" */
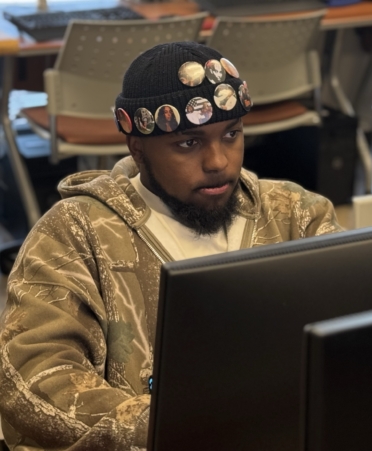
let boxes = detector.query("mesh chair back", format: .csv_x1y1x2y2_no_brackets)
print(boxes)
207,10,325,105
45,13,207,118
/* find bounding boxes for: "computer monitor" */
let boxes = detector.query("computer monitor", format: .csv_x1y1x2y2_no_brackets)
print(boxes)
148,227,372,451
302,310,372,451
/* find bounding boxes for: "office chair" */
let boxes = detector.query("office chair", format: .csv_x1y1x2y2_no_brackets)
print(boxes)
14,12,208,224
207,10,326,135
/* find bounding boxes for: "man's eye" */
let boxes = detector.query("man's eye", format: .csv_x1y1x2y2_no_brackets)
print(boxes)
179,139,198,148
224,130,238,139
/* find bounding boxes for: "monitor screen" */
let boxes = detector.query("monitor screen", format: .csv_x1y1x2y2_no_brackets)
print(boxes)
148,227,372,451
303,310,372,451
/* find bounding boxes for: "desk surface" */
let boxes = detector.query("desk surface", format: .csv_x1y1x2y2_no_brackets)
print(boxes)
1,1,372,55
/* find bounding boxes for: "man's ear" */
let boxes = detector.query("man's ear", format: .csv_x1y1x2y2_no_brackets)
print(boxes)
127,136,144,166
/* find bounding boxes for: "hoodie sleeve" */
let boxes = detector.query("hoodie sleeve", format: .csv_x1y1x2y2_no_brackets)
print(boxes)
0,200,151,451
258,179,344,242
288,182,345,238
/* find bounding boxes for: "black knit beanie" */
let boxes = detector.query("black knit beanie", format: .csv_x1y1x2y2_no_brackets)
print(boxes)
114,41,252,137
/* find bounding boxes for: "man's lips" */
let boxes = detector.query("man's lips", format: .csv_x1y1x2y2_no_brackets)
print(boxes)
196,182,230,196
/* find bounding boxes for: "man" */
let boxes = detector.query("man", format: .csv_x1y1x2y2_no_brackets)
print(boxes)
0,42,342,450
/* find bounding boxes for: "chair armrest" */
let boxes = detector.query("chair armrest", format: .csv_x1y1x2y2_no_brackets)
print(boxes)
308,50,321,90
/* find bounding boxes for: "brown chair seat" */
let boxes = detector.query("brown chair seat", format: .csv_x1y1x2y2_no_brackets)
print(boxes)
242,101,309,126
21,106,126,146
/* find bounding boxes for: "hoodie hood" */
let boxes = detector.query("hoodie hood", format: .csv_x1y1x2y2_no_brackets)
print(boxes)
58,156,261,229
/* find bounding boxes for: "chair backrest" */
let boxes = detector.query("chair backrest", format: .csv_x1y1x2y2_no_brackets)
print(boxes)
44,13,208,118
207,10,326,105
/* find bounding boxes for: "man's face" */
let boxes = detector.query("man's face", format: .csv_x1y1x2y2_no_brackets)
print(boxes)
128,118,244,234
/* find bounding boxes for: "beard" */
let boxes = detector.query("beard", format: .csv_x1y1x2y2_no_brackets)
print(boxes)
142,155,240,236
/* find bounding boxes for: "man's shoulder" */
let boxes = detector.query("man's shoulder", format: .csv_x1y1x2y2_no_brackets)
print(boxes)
240,170,337,222
258,178,310,198
239,168,316,205
257,178,331,208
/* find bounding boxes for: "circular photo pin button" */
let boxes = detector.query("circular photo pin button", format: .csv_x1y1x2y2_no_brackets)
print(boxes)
186,97,213,125
134,108,155,135
205,59,226,84
116,108,133,134
178,61,205,87
214,84,237,111
220,58,239,78
155,105,180,132
238,82,252,111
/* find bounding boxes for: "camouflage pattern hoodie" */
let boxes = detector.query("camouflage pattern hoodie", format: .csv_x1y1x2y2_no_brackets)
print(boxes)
0,156,342,450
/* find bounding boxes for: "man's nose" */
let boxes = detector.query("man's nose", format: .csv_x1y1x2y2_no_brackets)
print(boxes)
202,142,228,173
